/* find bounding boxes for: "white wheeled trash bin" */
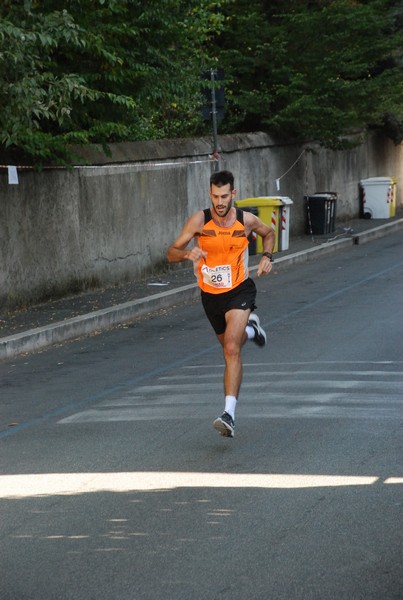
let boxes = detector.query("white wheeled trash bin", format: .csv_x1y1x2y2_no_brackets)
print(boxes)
359,177,397,219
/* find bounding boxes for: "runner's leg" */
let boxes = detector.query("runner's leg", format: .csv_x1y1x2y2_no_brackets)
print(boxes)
221,308,250,397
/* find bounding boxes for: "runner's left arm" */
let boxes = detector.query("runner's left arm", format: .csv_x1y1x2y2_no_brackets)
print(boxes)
244,212,275,277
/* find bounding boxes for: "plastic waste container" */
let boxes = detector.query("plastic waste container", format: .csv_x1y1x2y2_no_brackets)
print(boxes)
279,197,293,251
390,177,397,217
305,192,337,235
237,206,258,255
235,197,282,253
359,177,397,219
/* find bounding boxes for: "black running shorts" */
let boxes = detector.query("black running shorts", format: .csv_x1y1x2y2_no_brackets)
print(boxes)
201,277,257,335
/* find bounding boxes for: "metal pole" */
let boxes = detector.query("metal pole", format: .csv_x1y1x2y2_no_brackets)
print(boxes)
210,69,220,172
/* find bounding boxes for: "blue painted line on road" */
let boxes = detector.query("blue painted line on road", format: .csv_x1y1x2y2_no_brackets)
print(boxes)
0,347,215,440
2,260,402,441
265,261,403,327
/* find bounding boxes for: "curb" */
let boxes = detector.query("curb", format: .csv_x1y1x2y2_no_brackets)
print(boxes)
1,219,402,360
353,218,403,244
0,284,200,360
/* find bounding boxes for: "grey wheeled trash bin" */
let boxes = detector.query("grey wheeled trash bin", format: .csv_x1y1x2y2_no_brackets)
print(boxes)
238,206,258,255
305,193,337,234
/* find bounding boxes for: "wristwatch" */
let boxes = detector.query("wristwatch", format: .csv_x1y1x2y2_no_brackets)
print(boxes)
262,252,274,262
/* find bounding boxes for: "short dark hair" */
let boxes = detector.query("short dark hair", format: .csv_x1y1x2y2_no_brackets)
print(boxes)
210,170,234,190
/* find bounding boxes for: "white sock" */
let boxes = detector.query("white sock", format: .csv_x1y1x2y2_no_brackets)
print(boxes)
245,325,255,340
224,395,237,419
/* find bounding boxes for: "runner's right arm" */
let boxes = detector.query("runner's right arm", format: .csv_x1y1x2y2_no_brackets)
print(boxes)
167,211,208,263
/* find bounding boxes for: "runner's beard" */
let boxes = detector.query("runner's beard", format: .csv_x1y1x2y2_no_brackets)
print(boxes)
212,201,232,218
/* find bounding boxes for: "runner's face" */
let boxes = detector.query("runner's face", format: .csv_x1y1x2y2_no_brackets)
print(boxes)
209,183,236,218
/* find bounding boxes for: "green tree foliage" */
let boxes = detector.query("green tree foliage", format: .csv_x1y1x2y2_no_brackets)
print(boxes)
0,0,225,164
214,0,403,148
0,0,401,165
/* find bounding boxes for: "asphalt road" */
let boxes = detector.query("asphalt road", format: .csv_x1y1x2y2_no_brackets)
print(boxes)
0,232,402,600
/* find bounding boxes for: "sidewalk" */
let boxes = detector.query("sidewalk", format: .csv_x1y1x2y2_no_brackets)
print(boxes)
1,214,402,360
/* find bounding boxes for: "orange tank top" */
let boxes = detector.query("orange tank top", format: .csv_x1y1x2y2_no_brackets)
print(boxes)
195,208,250,294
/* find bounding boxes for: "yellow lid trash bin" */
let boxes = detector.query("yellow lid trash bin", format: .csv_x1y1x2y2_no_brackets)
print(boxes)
390,177,397,217
278,197,293,251
235,197,283,253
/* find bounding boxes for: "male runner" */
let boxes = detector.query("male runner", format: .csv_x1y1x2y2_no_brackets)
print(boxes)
167,170,275,437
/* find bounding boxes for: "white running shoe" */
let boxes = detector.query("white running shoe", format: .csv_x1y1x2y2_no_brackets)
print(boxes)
248,313,267,347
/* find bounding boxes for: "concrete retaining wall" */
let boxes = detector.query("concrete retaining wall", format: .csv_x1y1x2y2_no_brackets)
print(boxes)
0,131,402,310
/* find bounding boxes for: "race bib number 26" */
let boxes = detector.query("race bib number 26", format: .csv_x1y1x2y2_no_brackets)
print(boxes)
201,264,232,289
